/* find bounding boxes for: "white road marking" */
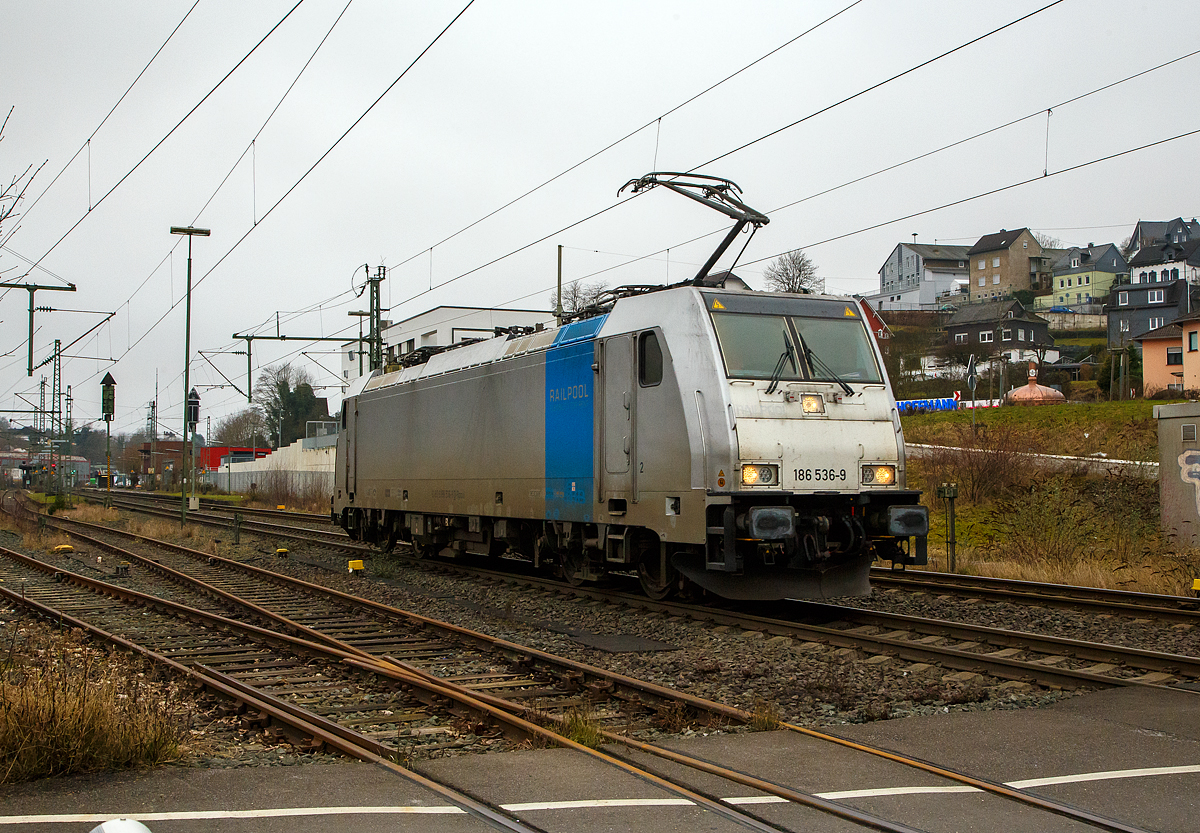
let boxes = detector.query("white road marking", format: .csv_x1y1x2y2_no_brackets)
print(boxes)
3,764,1198,826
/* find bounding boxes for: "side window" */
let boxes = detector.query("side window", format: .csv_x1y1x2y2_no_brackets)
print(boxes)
639,331,663,387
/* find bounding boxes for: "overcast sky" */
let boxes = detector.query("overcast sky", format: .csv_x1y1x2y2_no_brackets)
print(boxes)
2,0,1198,440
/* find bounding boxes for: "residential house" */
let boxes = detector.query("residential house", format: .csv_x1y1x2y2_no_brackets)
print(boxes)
870,243,971,310
944,298,1057,362
1126,217,1200,258
1105,278,1200,348
965,228,1053,303
1127,238,1200,286
1169,311,1200,391
1133,322,1184,395
1036,243,1127,312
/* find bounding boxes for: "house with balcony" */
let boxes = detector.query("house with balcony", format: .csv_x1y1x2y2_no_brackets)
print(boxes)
965,228,1055,303
869,242,971,310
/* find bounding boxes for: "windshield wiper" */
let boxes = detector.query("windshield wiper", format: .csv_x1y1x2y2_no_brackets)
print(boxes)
765,334,795,395
803,342,854,397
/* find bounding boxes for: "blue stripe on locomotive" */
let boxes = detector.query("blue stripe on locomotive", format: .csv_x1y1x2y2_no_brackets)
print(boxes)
544,316,606,521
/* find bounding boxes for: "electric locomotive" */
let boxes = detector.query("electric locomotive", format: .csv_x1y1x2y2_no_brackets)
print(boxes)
332,174,928,600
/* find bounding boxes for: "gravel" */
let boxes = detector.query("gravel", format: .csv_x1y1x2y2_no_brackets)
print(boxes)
25,514,1187,775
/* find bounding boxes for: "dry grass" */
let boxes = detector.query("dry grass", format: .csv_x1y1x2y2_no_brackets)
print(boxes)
0,623,188,783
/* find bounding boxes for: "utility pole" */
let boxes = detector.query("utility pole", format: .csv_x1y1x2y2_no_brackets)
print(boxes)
0,281,76,376
64,385,72,495
556,245,564,326
232,333,364,402
348,266,388,373
170,224,210,525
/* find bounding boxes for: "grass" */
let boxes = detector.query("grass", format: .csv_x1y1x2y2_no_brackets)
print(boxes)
904,402,1200,594
903,400,1161,461
0,623,188,784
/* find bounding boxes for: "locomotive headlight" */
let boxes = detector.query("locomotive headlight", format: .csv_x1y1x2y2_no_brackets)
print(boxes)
801,394,825,414
741,464,779,486
861,464,896,486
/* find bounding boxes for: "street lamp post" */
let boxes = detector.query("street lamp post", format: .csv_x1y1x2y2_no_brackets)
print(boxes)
171,225,210,525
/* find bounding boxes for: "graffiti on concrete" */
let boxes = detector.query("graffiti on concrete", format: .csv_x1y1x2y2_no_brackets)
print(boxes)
1178,450,1200,517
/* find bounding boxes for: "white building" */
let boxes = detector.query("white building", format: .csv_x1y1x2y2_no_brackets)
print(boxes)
339,306,556,383
866,242,971,311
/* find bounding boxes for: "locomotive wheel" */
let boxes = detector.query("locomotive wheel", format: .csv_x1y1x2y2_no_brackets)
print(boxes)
637,549,678,600
561,544,588,586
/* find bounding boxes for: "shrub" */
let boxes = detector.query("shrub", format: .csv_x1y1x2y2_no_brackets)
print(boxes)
0,626,186,783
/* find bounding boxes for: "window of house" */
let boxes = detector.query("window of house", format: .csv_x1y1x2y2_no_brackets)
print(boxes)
1149,317,1164,331
954,333,967,344
1067,278,1073,287
1150,270,1158,281
1059,279,1065,288
993,275,1000,284
1191,331,1199,352
1002,328,1012,341
993,257,1000,267
1168,347,1183,365
1084,275,1090,285
978,259,985,270
1149,289,1164,303
1185,424,1198,441
979,331,993,343
1007,311,1015,318
1118,292,1129,306
1018,329,1025,342
1071,257,1080,268
978,277,986,287
958,261,965,267
1172,268,1180,279
1139,272,1147,282
1023,241,1028,248
1120,319,1129,332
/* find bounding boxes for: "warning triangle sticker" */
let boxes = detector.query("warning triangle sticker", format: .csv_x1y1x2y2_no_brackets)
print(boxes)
718,470,725,478
712,299,725,310
843,306,857,317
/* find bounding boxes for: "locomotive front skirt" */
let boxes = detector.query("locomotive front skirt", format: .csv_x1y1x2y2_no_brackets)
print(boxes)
333,284,928,600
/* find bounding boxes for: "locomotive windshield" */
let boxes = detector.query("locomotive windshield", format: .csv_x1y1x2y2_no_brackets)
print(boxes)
709,311,883,384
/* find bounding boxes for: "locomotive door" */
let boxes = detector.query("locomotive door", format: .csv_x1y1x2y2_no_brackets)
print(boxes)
602,335,634,497
343,400,357,496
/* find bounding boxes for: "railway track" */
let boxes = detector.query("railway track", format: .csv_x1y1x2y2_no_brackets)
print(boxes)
71,488,1200,692
79,487,332,526
4,493,1153,833
869,566,1200,624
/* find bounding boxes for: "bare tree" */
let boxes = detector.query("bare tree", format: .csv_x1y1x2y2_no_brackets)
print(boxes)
253,363,326,448
0,108,47,254
763,249,823,294
212,407,268,448
1033,231,1064,249
549,279,608,316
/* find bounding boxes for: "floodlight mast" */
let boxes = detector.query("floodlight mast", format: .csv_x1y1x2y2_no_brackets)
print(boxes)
618,172,770,284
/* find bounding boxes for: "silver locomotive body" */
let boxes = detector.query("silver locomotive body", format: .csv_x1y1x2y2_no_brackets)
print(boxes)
333,283,928,601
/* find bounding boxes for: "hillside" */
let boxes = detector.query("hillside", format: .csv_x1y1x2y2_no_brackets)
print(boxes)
901,400,1162,461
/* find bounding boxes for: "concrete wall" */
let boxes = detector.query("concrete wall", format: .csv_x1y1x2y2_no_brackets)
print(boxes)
204,435,336,496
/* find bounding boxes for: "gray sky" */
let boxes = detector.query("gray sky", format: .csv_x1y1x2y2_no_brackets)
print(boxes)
2,0,1198,439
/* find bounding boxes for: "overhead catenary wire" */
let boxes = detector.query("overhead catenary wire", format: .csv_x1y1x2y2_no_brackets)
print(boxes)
13,1,307,281
376,0,1073,316
0,1,202,254
62,1,479,419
